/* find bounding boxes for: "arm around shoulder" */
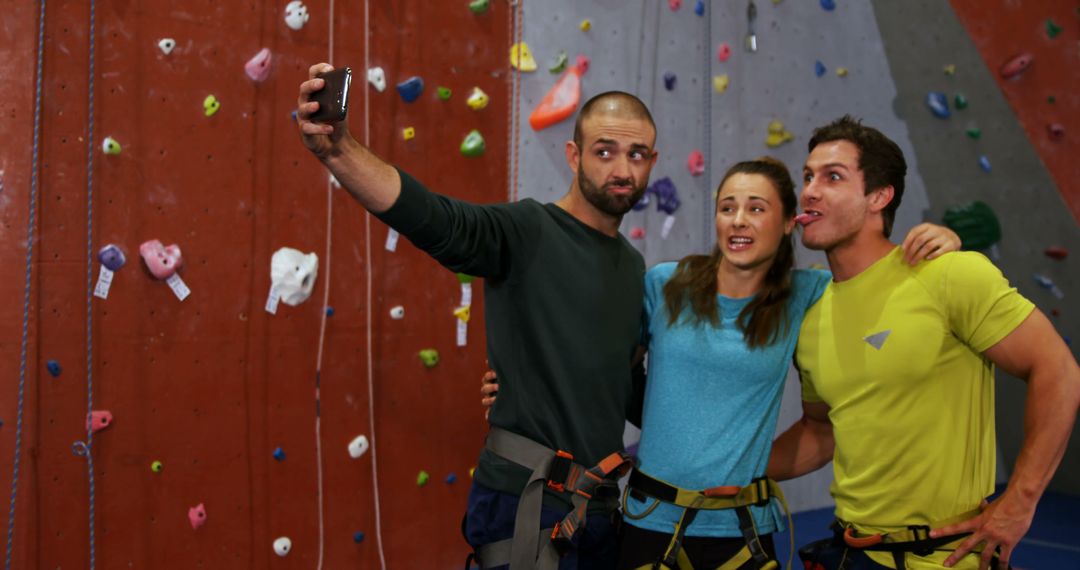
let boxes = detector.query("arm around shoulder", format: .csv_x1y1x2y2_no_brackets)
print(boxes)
767,399,834,481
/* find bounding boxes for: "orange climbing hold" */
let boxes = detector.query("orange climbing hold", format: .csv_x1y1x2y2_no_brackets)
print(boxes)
529,56,589,131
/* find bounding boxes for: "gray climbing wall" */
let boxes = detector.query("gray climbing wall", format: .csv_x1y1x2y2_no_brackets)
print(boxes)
514,0,1078,514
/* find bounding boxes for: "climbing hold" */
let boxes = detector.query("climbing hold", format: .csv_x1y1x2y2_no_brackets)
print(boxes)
460,130,486,157
457,273,476,285
835,67,849,77
419,349,440,368
978,155,991,172
814,61,826,77
663,72,676,90
469,467,476,478
1000,53,1033,79
668,0,682,10
695,0,705,16
98,244,126,271
290,110,298,122
632,192,651,212
367,67,386,92
510,42,537,72
396,76,424,103
273,447,286,461
348,435,370,459
188,503,207,530
820,0,836,11
270,247,318,307
687,150,705,176
283,1,310,30
446,473,458,484
1048,95,1056,104
325,306,334,316
966,127,981,139
151,460,164,473
1033,274,1065,299
468,0,489,14
713,74,730,93
580,19,592,32
943,201,1001,251
416,470,430,486
437,86,452,100
954,93,968,110
530,56,589,131
765,120,794,148
47,360,61,377
717,42,732,63
139,240,182,280
353,532,366,543
548,51,569,74
403,127,416,141
1052,309,1061,317
88,411,113,433
466,87,489,110
101,136,122,155
649,177,681,215
943,64,956,76
273,537,292,557
389,306,405,319
1048,123,1065,141
1044,247,1067,260
925,92,950,119
203,94,220,117
244,48,272,82
1046,18,1062,39
157,38,176,55
629,227,645,240
453,306,471,323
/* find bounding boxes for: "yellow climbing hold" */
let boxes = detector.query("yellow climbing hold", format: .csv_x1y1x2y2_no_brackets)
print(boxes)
580,19,592,32
836,67,849,77
510,42,537,72
469,467,476,478
467,87,490,111
713,74,730,94
454,305,471,323
402,127,416,141
943,64,956,76
765,120,794,148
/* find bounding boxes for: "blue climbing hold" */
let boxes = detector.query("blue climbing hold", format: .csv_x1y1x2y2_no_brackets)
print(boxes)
632,192,651,212
47,360,61,377
273,447,286,461
926,92,950,119
663,72,676,91
820,0,836,11
815,61,826,77
325,306,335,317
694,0,705,16
396,76,424,103
353,531,366,543
446,473,457,484
290,110,298,122
978,155,991,172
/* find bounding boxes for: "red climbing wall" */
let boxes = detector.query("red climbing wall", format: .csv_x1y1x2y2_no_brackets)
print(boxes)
0,0,509,567
950,0,1080,222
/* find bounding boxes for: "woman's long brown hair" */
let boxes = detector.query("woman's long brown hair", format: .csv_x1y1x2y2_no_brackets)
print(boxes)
661,157,798,348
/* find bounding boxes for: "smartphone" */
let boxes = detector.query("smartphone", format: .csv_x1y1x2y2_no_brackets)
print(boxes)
310,67,352,123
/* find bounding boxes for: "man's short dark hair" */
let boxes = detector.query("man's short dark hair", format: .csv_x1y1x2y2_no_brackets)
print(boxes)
572,91,656,148
808,115,906,237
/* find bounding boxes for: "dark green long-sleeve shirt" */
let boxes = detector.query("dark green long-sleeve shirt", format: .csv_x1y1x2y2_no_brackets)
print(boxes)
376,169,644,506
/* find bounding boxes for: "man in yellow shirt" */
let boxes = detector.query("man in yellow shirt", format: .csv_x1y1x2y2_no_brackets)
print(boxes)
768,116,1080,570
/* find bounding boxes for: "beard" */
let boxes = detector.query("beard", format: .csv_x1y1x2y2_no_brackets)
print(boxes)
577,168,648,217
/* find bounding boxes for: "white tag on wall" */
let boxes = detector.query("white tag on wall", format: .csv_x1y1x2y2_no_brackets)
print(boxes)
385,229,400,252
166,273,191,301
93,266,115,299
460,282,472,306
265,285,281,314
661,215,677,239
456,318,468,347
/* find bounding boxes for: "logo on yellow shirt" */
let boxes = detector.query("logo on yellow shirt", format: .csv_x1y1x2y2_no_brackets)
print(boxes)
863,329,891,350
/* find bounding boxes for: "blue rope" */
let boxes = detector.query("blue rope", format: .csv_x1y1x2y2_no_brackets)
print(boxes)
72,0,100,567
6,0,47,566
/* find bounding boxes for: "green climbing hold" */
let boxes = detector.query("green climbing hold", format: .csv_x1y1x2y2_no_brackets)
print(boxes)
1046,18,1062,39
456,273,476,285
1048,95,1056,104
469,0,490,14
965,127,981,139
548,51,569,73
943,201,1002,251
954,94,968,110
437,86,452,100
419,349,440,368
460,130,486,157
416,470,430,486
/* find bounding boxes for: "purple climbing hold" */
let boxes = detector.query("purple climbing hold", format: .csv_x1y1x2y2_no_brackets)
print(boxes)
663,72,676,91
97,244,127,271
820,0,836,11
396,76,424,103
695,0,705,16
632,192,651,212
814,61,826,77
926,92,950,119
649,177,681,215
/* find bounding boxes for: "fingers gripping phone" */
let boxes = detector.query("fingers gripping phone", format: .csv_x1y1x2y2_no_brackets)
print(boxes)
310,67,352,123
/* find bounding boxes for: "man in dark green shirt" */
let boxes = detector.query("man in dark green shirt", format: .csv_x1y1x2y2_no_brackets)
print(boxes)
297,63,659,568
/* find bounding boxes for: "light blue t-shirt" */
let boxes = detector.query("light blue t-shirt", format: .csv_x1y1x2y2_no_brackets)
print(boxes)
625,262,830,537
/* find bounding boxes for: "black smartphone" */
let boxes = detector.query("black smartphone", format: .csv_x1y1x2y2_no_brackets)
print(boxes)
310,67,352,123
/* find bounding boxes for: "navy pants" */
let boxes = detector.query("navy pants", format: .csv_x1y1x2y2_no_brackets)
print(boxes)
463,481,620,570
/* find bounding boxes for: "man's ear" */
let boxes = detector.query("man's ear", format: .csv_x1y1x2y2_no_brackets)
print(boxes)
868,186,895,214
565,140,581,174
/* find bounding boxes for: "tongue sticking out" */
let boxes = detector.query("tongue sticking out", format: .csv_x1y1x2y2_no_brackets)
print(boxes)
795,213,815,225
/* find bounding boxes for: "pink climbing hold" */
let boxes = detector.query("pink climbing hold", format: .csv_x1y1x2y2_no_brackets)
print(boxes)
139,240,182,280
717,42,732,63
87,411,113,434
668,0,682,10
629,227,646,239
687,150,705,176
188,503,207,530
999,52,1033,79
1047,123,1065,141
245,48,272,82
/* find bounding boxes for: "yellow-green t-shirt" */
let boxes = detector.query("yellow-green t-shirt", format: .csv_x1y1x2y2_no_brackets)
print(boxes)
797,248,1034,568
